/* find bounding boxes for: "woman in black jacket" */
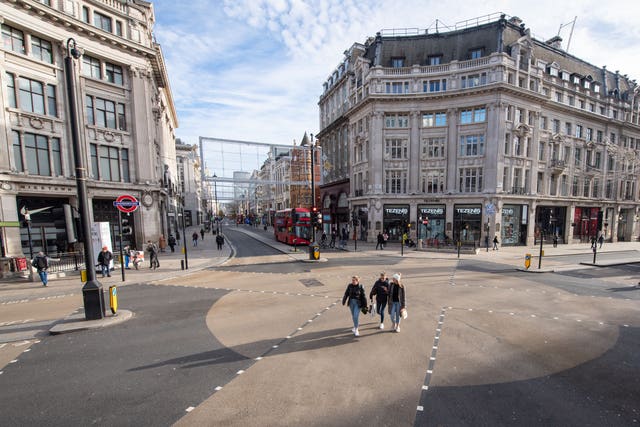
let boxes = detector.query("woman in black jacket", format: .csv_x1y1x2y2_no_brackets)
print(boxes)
342,276,365,337
388,273,406,332
370,272,389,329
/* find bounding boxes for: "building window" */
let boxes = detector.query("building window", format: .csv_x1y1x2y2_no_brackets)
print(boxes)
385,170,406,194
30,36,53,63
575,124,583,139
391,57,405,68
458,167,483,192
428,55,442,65
386,82,409,94
423,137,445,158
513,136,522,156
18,77,45,115
540,116,547,130
424,79,446,93
14,132,61,176
461,73,487,88
116,21,123,37
565,122,572,135
538,142,544,161
82,6,90,23
105,62,123,85
385,139,408,159
6,72,17,108
423,169,445,193
99,145,121,181
460,107,486,124
90,143,98,178
46,84,57,117
459,134,485,156
422,112,446,127
86,95,126,131
384,114,408,128
94,11,112,32
574,148,581,166
1,24,25,54
597,130,603,143
470,48,483,59
586,128,592,141
82,55,101,79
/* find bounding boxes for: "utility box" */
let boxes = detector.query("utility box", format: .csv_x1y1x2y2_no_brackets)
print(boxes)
309,244,320,260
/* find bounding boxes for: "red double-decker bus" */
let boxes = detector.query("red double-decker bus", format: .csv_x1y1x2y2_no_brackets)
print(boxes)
274,208,312,245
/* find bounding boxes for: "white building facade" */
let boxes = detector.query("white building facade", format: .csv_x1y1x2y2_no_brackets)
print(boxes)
318,14,640,246
0,0,178,273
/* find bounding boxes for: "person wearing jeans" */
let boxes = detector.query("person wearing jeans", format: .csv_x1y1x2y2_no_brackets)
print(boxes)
388,273,406,332
370,271,389,329
342,276,365,337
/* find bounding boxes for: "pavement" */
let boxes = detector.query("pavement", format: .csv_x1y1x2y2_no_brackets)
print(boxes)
1,224,639,337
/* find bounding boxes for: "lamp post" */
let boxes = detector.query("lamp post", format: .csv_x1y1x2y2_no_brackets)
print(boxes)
23,209,34,282
178,205,188,269
65,38,104,320
213,173,219,234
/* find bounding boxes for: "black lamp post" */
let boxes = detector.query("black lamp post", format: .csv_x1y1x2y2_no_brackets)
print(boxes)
65,38,104,320
179,204,188,269
213,173,219,234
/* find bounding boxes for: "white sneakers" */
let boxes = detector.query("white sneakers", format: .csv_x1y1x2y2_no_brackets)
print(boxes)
379,323,384,329
354,329,359,336
396,325,401,333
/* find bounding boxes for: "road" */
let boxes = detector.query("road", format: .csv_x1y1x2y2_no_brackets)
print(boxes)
0,229,638,426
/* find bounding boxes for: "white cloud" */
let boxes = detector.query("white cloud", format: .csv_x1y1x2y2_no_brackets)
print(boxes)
153,0,640,166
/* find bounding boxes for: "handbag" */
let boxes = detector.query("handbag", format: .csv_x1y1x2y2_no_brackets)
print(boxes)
401,308,408,319
370,302,376,318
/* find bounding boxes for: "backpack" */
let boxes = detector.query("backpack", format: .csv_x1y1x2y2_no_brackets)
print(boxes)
33,256,47,270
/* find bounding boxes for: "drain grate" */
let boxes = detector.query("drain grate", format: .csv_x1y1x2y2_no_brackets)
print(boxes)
299,278,324,287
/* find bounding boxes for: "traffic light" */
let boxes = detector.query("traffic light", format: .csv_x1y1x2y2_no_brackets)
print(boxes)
311,207,318,227
121,217,132,235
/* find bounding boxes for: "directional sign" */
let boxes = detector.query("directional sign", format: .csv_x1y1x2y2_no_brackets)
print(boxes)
113,194,139,213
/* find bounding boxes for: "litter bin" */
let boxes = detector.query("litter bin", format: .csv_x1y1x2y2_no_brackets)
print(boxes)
309,243,320,260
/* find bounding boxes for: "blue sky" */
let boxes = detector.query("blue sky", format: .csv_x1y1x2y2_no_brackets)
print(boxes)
151,0,640,173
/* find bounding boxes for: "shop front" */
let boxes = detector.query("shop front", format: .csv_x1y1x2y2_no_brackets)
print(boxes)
353,206,369,241
535,206,567,243
417,205,446,245
617,208,634,242
572,206,600,242
453,205,482,244
383,205,409,242
500,204,528,246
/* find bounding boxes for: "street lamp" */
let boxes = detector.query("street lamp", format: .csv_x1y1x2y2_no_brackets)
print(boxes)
178,203,188,269
65,38,104,320
213,173,219,234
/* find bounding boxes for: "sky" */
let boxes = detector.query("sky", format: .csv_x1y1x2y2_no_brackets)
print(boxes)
151,0,640,178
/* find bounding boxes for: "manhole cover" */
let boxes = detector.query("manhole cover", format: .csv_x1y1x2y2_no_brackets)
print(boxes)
300,278,324,287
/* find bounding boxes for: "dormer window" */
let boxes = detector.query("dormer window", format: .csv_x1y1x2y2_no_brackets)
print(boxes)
547,65,559,77
391,57,405,68
572,76,581,85
470,48,483,59
561,71,570,81
428,55,442,65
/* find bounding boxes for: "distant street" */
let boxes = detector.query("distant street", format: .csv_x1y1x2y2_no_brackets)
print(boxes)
0,229,639,426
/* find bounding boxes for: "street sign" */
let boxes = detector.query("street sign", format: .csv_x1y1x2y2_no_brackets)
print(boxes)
113,194,139,213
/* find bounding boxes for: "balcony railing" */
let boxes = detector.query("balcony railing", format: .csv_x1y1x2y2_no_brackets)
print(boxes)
510,186,527,195
550,159,566,173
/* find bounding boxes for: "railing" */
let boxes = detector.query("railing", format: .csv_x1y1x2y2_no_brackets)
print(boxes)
46,252,86,274
510,186,527,195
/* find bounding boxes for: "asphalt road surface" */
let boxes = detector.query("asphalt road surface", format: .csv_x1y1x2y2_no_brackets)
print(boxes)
0,231,638,426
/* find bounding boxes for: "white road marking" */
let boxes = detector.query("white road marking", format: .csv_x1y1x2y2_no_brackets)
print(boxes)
417,406,424,411
215,386,222,391
422,385,429,390
9,359,18,363
185,406,195,412
255,357,262,361
236,370,244,375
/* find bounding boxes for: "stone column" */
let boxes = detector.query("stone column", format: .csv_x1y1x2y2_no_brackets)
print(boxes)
409,111,421,193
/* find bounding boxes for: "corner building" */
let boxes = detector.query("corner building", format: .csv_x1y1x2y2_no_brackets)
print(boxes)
0,0,178,269
317,14,640,246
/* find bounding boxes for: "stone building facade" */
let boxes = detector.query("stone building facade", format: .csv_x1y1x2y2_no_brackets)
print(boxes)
317,14,640,246
0,0,178,272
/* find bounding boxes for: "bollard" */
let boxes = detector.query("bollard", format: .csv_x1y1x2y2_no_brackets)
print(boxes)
181,260,185,270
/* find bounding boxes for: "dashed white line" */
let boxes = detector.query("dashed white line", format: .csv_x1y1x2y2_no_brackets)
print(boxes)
236,370,245,375
185,406,195,412
417,406,424,411
215,386,222,391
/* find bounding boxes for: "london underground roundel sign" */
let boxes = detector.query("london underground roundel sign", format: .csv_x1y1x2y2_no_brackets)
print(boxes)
113,194,139,213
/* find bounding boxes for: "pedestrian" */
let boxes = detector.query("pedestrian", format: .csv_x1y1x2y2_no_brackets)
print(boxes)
158,235,167,252
492,235,499,250
341,227,348,249
216,233,224,250
192,231,199,247
97,246,113,277
485,235,489,252
329,229,336,248
124,245,131,269
598,234,604,249
370,271,389,329
376,232,385,250
200,228,205,240
31,251,56,286
388,273,406,332
342,275,367,336
383,231,389,248
168,234,176,253
590,236,597,249
146,240,159,269
553,234,558,248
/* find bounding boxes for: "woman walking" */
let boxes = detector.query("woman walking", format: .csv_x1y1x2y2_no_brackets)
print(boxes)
369,271,389,329
388,273,406,332
342,275,366,336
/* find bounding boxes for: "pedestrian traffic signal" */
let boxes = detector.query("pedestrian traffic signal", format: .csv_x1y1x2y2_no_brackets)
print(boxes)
121,217,132,235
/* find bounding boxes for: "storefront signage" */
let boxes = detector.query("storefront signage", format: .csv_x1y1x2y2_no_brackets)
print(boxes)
385,207,408,215
420,207,444,216
502,208,515,216
455,207,481,215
